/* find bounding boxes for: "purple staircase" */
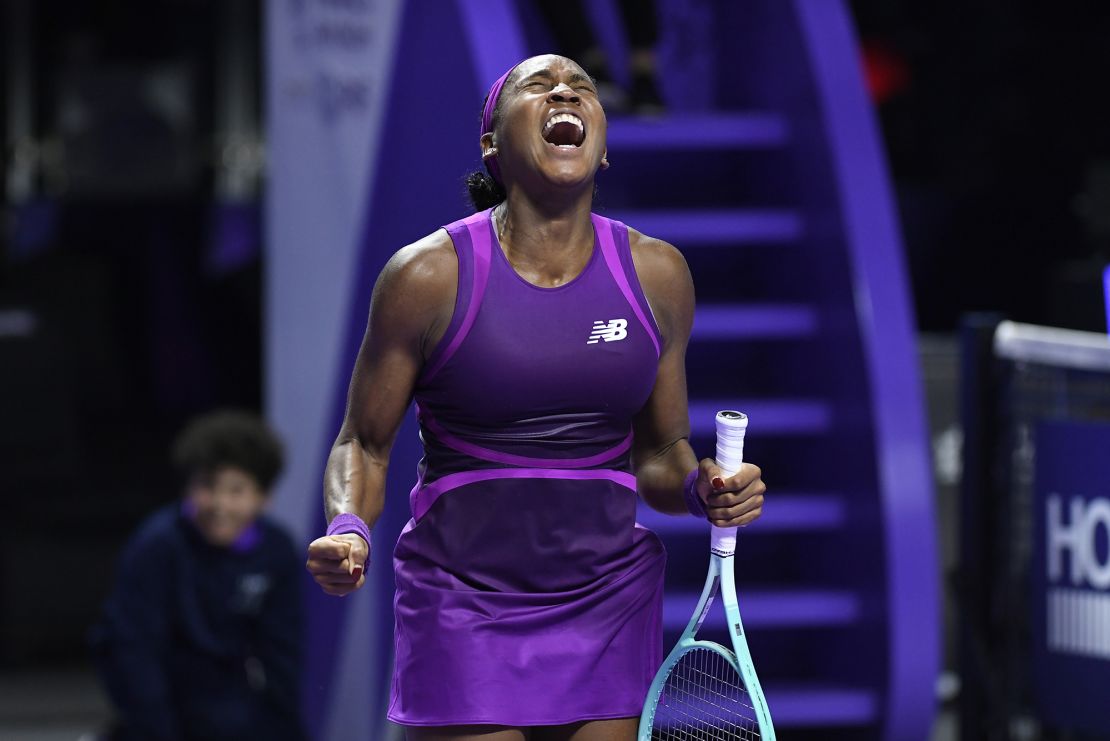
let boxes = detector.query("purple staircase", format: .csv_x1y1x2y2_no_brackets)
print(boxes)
599,1,939,737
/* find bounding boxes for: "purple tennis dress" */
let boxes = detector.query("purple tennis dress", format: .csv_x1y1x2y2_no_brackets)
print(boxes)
387,208,666,726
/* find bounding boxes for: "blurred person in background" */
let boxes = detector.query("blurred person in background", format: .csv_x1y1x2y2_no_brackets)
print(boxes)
534,0,665,114
90,410,306,741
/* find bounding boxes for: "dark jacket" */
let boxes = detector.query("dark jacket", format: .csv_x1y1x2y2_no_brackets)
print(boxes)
91,505,307,741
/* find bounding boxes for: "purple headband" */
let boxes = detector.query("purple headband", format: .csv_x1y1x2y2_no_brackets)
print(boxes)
481,64,519,185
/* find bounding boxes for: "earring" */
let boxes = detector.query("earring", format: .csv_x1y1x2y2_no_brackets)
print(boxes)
600,156,610,170
482,147,499,159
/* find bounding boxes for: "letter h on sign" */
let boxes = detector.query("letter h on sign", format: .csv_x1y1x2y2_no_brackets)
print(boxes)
1047,494,1110,590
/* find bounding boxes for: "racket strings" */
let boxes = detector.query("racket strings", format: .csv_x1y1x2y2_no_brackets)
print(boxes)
650,647,760,740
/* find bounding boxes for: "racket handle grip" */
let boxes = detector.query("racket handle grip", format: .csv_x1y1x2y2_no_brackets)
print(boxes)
711,410,747,557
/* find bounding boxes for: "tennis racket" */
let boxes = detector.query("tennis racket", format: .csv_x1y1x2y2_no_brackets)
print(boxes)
638,410,775,740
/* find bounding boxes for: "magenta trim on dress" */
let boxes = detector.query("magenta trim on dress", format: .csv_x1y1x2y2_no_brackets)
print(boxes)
413,467,637,520
419,405,633,468
420,211,494,384
592,214,662,357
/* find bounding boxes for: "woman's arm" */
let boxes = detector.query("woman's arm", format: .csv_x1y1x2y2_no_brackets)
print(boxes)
629,230,766,525
306,232,456,595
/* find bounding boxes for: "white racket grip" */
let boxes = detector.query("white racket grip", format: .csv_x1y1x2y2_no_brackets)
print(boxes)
711,410,748,556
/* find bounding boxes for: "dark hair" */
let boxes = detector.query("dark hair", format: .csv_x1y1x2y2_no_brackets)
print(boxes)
171,409,285,491
465,170,506,211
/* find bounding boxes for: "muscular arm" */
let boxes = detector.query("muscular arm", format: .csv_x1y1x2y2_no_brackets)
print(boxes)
630,230,766,524
629,231,699,514
307,231,456,593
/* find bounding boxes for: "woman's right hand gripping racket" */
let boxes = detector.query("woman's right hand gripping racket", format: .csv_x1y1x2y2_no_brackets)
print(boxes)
638,410,775,740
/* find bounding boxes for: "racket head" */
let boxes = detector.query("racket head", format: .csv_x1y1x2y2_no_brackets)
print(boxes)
639,640,763,740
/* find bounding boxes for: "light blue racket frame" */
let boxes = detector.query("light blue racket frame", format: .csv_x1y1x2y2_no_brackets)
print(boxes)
637,525,776,740
639,411,775,739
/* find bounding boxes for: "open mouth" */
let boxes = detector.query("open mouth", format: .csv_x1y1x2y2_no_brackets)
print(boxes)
542,112,585,147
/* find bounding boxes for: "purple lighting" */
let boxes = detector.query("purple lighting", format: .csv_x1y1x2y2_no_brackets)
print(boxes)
1103,264,1110,335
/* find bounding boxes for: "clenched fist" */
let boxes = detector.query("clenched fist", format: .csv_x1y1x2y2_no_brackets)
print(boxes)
306,534,369,596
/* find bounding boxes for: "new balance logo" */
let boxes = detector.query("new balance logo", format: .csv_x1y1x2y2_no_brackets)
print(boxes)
587,318,628,344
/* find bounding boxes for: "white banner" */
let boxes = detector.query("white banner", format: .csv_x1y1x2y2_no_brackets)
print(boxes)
265,1,402,739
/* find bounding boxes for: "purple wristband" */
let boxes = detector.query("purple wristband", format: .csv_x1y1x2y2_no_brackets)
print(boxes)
326,513,371,567
683,469,707,518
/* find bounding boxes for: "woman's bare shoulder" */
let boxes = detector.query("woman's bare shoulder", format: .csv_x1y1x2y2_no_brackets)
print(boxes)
379,228,457,295
627,227,693,302
624,227,694,345
368,228,458,344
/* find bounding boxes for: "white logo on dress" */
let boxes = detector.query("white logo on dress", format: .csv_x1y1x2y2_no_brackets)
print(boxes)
233,573,272,614
587,318,628,344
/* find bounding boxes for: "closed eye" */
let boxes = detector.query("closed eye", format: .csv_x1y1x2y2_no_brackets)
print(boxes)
519,72,596,94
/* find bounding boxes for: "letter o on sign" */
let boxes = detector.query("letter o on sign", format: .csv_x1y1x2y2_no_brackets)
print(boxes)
1085,499,1110,590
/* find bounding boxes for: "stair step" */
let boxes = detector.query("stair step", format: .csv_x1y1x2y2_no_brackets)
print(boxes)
663,589,861,630
0,309,37,339
637,493,846,533
606,112,788,150
688,400,833,436
766,685,879,727
692,304,819,340
605,209,803,246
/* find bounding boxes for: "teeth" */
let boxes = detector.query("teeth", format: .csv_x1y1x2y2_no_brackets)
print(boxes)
542,113,584,135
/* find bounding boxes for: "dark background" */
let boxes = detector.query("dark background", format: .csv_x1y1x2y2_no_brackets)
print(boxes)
1,0,1108,671
1,0,264,664
853,1,1110,332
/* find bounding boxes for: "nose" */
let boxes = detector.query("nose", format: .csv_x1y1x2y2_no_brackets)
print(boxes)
548,83,580,104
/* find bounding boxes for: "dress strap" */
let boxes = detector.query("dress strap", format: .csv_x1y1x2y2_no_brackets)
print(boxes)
591,213,663,357
420,209,495,384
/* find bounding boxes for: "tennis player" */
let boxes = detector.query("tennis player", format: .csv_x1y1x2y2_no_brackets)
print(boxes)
305,54,766,741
